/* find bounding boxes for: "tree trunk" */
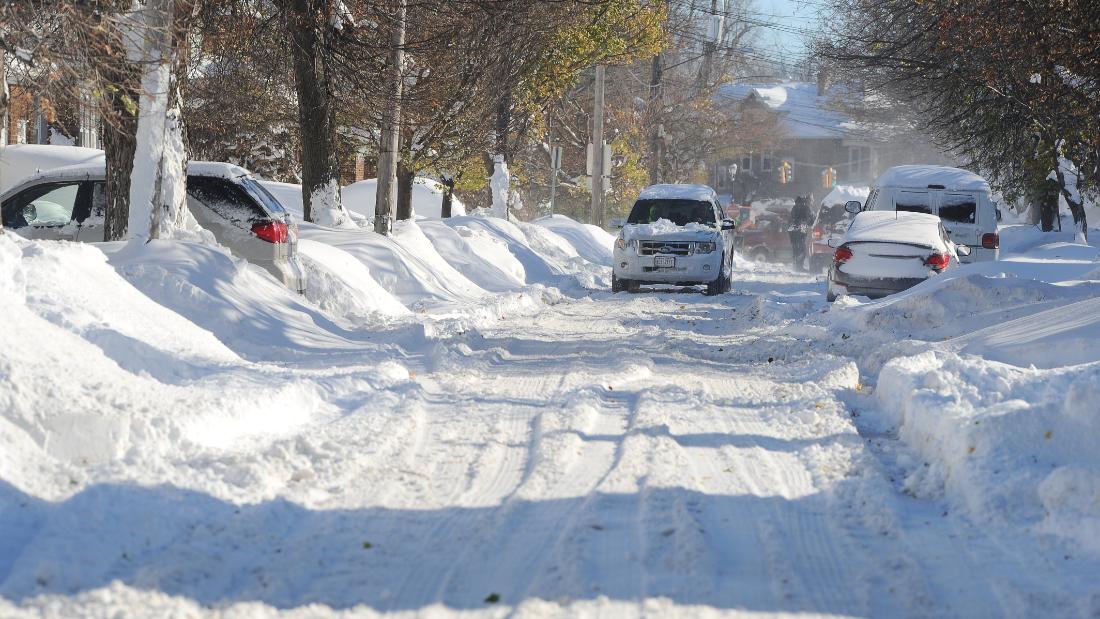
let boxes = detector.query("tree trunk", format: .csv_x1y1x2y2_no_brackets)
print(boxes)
396,161,414,221
102,81,140,241
284,0,344,226
0,47,9,144
1053,164,1087,240
441,175,455,218
1038,179,1058,232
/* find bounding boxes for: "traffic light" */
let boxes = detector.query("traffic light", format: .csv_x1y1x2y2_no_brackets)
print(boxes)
778,160,792,184
822,167,836,188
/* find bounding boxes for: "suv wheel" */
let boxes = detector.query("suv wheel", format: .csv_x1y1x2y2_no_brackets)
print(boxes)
613,273,637,293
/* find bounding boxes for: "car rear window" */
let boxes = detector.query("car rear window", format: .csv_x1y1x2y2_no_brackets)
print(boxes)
940,193,977,223
187,176,269,227
627,199,717,226
240,177,288,216
894,190,933,215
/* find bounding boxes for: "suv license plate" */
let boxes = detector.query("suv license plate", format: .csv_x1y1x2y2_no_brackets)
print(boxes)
655,256,675,268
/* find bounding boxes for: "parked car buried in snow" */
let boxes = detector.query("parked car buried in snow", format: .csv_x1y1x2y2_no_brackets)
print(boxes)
0,158,307,294
613,184,736,295
826,210,970,301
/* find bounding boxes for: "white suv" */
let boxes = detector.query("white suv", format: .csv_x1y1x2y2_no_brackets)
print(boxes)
613,184,736,295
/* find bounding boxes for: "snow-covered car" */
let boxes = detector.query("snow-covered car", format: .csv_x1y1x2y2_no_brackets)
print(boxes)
613,184,736,295
826,210,970,301
0,159,307,294
856,165,1000,262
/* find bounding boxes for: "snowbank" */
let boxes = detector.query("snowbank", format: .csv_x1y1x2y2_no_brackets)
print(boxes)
342,177,466,220
444,215,611,292
533,214,614,266
0,235,334,498
823,229,1100,556
869,351,1100,553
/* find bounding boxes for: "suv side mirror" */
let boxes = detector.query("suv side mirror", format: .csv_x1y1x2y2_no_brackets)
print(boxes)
827,237,841,248
844,200,862,214
956,244,972,256
22,204,37,223
610,217,625,229
721,219,736,231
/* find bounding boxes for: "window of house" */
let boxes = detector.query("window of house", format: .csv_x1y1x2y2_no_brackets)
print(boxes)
741,156,752,172
762,153,773,171
848,146,870,177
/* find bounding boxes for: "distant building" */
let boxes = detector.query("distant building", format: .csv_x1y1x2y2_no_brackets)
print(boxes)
4,70,101,148
712,80,950,204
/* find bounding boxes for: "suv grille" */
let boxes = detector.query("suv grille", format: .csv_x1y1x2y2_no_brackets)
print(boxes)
639,241,692,256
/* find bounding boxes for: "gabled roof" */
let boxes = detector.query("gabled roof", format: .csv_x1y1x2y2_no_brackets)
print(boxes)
716,82,850,140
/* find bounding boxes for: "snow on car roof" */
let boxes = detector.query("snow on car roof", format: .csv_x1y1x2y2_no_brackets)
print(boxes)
0,145,106,193
873,165,990,192
636,184,716,202
0,159,255,200
188,161,253,179
844,211,945,249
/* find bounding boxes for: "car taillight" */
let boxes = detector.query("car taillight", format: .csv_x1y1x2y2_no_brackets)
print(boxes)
981,232,999,249
251,220,289,243
813,227,823,239
833,246,853,264
925,253,950,271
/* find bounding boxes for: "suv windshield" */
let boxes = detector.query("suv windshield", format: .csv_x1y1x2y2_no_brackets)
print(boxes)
627,199,716,226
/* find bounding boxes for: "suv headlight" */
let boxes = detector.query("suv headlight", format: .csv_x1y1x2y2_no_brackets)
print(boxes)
692,241,716,254
615,237,635,251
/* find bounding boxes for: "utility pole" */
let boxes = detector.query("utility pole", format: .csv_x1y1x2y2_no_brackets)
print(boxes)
549,143,562,216
648,53,663,185
375,0,405,236
701,0,721,87
590,64,606,227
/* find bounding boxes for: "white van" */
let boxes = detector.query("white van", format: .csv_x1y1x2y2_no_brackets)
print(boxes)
857,165,999,262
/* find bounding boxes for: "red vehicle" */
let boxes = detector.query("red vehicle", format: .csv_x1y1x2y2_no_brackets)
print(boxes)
738,211,793,263
808,203,855,271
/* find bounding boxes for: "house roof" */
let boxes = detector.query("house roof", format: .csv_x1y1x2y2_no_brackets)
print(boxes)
716,82,851,140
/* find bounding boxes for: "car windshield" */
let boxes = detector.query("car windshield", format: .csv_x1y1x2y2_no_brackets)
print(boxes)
627,199,715,226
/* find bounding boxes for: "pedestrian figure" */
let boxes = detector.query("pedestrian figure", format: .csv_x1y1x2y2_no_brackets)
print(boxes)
788,195,814,271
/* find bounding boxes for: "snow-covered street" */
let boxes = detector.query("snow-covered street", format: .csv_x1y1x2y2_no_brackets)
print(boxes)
4,230,1099,616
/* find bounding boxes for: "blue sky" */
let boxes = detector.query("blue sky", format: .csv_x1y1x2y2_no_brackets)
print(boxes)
752,0,821,59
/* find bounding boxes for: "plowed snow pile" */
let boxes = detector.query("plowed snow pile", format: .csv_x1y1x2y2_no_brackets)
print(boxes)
825,225,1100,557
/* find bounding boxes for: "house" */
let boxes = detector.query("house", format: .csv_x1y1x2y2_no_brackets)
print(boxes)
4,66,101,148
712,80,950,204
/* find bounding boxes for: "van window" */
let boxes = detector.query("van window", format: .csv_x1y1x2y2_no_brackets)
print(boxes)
940,193,977,223
894,190,932,214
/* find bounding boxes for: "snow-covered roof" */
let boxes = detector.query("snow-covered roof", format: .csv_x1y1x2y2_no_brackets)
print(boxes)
844,211,945,249
873,165,990,192
717,82,849,140
636,184,716,202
